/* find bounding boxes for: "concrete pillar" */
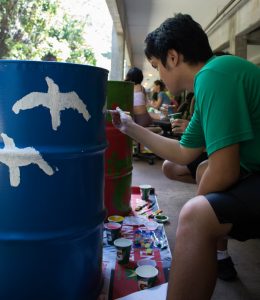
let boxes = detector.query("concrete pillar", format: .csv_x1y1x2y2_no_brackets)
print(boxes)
110,26,125,80
235,36,247,58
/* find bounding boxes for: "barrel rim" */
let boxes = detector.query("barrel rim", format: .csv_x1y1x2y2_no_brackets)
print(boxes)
0,59,109,74
108,80,134,86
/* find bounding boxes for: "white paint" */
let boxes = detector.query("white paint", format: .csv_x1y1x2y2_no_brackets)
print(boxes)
0,133,54,187
102,100,107,114
12,77,91,130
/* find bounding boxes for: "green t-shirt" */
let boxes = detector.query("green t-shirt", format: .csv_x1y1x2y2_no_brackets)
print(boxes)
180,55,260,172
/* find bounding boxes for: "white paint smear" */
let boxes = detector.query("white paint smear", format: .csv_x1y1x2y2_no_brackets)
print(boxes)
0,133,54,187
102,100,107,114
12,77,91,130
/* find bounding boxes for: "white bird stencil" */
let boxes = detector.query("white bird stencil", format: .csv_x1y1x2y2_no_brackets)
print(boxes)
0,133,54,187
12,77,91,130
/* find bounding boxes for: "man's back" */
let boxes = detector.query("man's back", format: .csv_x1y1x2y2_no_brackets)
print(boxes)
182,55,260,172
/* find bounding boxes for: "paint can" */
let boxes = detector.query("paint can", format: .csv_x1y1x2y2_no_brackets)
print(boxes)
0,60,108,300
105,81,134,216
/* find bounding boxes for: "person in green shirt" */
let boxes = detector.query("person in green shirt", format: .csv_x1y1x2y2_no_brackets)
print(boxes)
110,13,260,300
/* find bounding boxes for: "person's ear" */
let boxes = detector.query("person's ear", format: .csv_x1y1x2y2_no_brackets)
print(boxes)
167,49,179,68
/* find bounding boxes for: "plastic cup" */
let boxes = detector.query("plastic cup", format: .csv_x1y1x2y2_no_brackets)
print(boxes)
104,222,121,245
139,184,152,200
114,238,132,264
135,265,158,290
169,112,182,130
168,112,182,122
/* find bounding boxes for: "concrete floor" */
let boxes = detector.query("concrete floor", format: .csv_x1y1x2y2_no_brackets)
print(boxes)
132,157,260,300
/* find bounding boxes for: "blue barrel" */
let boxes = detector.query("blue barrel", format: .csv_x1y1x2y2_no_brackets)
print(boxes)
0,60,108,300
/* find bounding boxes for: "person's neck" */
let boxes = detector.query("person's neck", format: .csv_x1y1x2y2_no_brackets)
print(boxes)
183,62,205,92
134,84,142,92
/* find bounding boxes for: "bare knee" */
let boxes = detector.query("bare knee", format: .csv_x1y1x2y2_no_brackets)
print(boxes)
162,160,192,181
196,159,208,184
177,196,231,241
162,160,178,180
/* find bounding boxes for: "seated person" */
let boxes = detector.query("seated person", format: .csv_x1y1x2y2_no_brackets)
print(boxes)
165,90,179,112
125,67,153,127
176,92,194,120
149,80,174,116
162,91,237,281
163,93,205,182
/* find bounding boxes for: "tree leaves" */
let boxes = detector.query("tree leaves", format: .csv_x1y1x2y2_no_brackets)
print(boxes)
0,0,96,64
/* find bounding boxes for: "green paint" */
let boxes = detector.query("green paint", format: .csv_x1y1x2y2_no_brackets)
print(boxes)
105,80,134,214
125,269,138,280
106,81,134,122
107,151,132,176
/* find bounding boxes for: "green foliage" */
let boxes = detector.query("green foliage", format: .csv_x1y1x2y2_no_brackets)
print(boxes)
0,0,96,65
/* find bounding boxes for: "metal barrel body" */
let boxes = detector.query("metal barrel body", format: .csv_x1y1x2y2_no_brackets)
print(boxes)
105,81,134,216
0,60,108,300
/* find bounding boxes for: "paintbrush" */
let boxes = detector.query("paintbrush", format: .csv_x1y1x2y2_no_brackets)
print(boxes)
107,109,131,115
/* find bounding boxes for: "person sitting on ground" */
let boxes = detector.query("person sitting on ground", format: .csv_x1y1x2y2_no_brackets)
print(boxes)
149,79,175,116
176,91,194,120
162,92,202,183
125,67,153,127
163,52,237,281
164,49,232,183
110,13,260,300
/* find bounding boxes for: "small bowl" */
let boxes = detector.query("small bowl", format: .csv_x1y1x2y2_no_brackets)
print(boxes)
107,215,124,224
154,214,169,223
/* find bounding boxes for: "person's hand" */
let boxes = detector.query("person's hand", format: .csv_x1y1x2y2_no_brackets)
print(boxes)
109,107,134,134
171,118,189,134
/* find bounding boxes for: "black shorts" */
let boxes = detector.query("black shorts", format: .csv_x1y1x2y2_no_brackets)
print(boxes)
205,173,260,241
187,152,208,179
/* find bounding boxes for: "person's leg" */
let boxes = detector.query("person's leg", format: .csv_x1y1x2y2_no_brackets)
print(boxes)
196,160,237,281
167,195,232,300
162,160,196,183
195,159,208,183
163,158,236,279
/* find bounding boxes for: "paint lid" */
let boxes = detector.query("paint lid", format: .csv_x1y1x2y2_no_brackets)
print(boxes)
139,184,152,189
107,215,124,223
114,238,132,247
137,259,157,267
135,265,158,278
104,222,121,230
154,215,169,223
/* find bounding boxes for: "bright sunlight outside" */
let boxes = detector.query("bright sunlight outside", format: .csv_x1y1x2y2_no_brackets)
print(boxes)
61,0,112,73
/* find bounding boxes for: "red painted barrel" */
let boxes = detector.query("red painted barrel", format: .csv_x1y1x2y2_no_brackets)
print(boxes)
105,81,134,216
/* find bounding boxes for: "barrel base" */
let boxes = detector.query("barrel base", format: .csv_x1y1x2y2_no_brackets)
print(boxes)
0,225,103,300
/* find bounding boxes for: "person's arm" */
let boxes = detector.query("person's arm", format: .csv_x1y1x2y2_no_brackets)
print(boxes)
171,119,189,134
152,94,162,109
197,144,240,195
111,109,203,164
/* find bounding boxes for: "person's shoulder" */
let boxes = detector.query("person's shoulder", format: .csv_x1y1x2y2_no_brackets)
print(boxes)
204,55,258,72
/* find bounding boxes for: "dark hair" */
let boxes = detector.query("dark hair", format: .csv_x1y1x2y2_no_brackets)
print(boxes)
154,79,165,91
125,67,143,84
144,13,213,66
213,50,232,56
186,92,194,102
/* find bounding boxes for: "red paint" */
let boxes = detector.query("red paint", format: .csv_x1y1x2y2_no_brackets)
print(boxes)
104,81,134,216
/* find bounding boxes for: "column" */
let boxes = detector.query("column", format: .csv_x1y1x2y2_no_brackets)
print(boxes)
110,26,125,80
